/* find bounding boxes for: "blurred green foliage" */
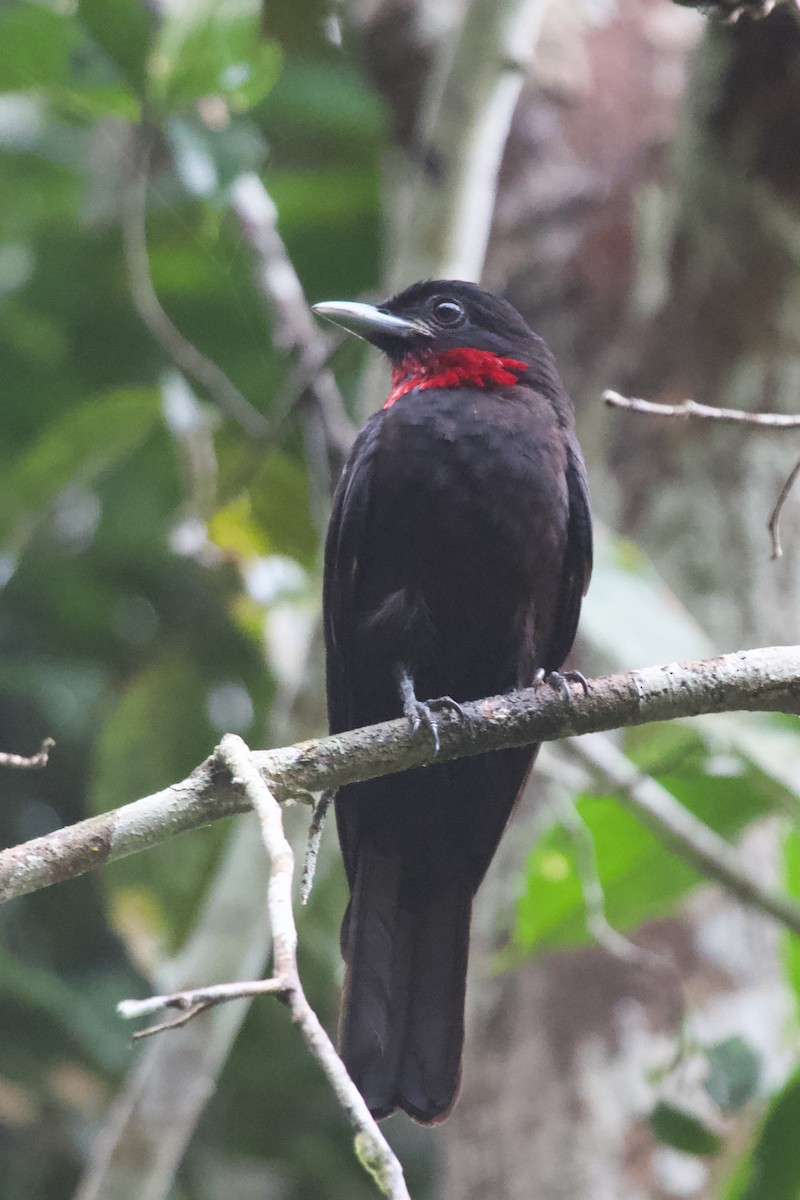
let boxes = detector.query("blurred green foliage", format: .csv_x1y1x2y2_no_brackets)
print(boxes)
0,0,406,1196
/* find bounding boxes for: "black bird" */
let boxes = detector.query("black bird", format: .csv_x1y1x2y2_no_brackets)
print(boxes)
315,280,592,1124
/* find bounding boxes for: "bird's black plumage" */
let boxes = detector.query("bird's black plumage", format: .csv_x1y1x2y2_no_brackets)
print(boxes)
318,280,592,1124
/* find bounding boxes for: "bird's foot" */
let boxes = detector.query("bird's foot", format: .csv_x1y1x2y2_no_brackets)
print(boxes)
533,667,589,702
397,668,465,754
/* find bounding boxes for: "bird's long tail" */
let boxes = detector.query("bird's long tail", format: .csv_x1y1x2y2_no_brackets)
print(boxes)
339,842,472,1124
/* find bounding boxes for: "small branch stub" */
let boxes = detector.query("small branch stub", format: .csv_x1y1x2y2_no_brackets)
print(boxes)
0,738,54,770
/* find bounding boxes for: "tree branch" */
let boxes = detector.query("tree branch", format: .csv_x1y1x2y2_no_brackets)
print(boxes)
122,126,269,439
0,737,54,770
604,390,800,559
229,172,356,480
117,735,409,1200
604,389,800,428
2,646,800,908
768,455,800,559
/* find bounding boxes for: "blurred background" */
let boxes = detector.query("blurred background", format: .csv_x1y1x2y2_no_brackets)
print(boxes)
2,0,800,1197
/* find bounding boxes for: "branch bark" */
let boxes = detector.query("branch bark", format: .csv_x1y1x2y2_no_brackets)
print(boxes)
0,738,54,770
2,646,800,905
604,390,800,558
604,389,800,428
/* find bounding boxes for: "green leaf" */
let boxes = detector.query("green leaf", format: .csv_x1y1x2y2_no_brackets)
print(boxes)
0,152,81,240
515,751,777,952
78,0,153,93
150,12,281,111
0,5,76,90
726,1068,800,1199
0,388,160,553
583,526,800,812
249,450,318,566
705,1037,761,1114
51,83,141,122
649,1100,722,1157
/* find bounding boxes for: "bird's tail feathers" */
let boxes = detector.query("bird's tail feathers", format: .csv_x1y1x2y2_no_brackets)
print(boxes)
339,844,471,1124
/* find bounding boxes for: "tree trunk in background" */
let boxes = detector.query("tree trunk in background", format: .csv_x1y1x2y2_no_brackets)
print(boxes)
439,2,800,1197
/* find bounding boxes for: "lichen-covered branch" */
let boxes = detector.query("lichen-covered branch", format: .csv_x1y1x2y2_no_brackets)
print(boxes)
2,646,800,908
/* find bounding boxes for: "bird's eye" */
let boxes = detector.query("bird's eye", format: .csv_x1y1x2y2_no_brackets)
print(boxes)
431,298,465,326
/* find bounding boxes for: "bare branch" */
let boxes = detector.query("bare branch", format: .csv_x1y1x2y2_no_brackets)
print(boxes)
122,127,268,438
118,977,286,1024
604,389,800,428
0,737,54,770
2,646,800,912
119,735,410,1200
768,454,800,559
605,390,800,558
229,172,356,474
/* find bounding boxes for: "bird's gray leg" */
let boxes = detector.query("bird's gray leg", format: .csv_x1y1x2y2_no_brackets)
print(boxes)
533,667,589,701
395,666,466,754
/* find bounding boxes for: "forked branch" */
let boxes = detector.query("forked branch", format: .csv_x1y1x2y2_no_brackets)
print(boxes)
119,735,410,1200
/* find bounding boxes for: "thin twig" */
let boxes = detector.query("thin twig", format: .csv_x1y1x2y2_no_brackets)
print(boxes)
301,789,334,904
122,127,268,438
229,173,356,475
566,733,800,938
768,454,800,559
120,735,410,1200
604,390,800,428
0,737,54,770
3,646,800,913
605,390,800,558
118,977,286,1023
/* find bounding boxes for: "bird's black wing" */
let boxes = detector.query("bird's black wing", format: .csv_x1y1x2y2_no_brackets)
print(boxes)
544,433,593,671
323,413,382,738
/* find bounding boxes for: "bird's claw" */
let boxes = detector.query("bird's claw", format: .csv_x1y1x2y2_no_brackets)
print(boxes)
397,667,466,755
403,696,466,753
404,699,442,753
533,668,589,702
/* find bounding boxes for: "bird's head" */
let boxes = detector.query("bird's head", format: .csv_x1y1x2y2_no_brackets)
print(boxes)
313,279,561,411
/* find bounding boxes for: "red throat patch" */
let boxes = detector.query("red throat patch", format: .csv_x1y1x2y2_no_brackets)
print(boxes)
384,347,528,409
